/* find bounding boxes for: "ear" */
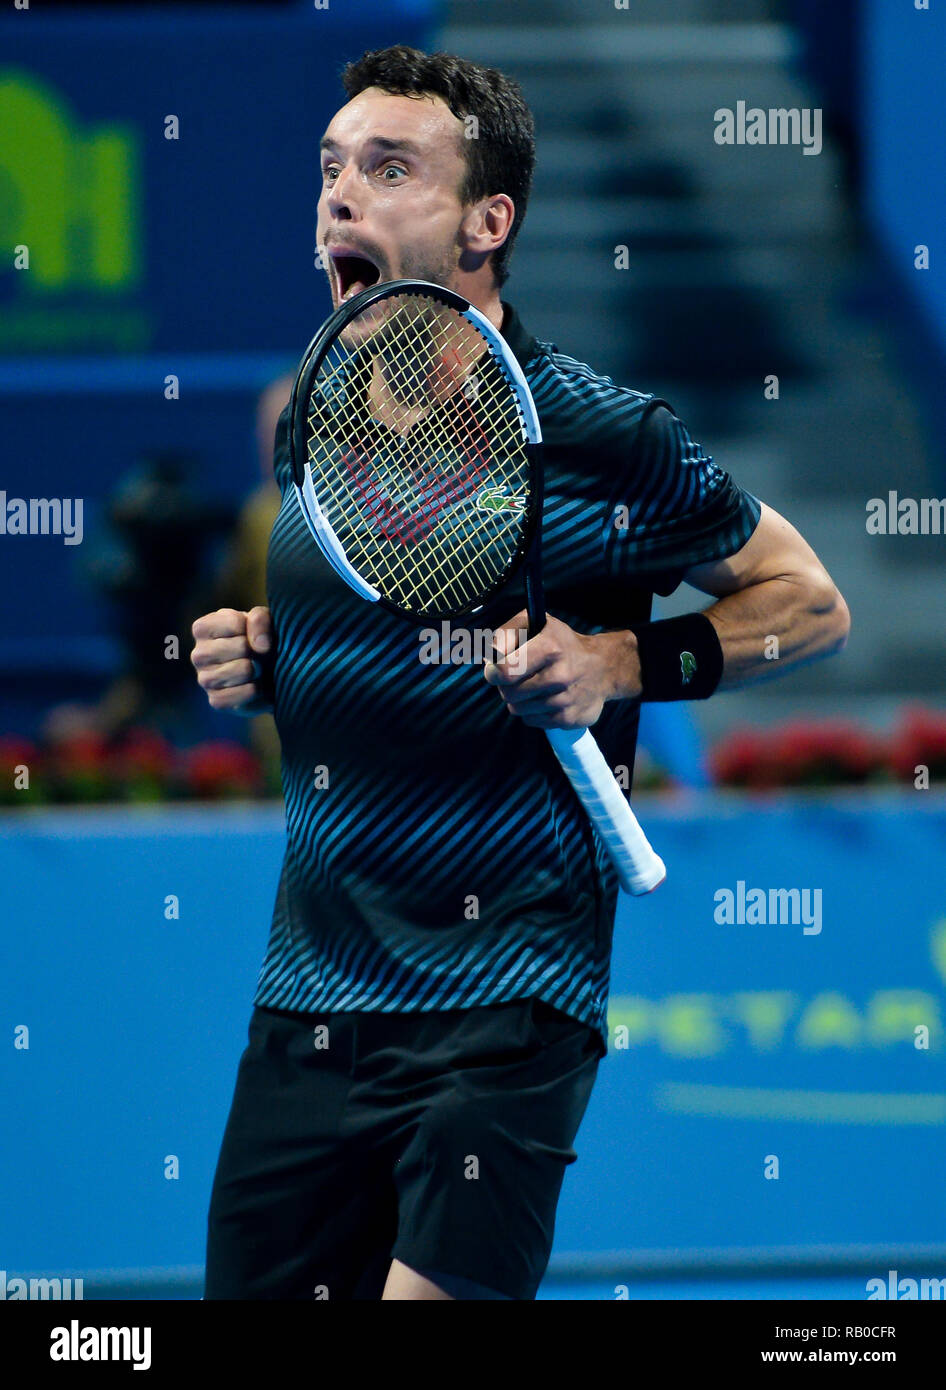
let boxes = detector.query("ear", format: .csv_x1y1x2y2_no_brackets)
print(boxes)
458,194,515,266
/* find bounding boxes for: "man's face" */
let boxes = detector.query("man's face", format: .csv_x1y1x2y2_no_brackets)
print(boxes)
317,88,472,309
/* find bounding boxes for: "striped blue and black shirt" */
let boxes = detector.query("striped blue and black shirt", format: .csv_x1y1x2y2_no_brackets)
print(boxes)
253,302,761,1053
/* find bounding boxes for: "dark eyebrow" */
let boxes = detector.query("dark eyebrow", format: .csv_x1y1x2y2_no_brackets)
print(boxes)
369,136,424,158
319,135,424,159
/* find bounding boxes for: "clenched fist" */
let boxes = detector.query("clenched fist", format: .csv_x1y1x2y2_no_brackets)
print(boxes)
191,606,274,714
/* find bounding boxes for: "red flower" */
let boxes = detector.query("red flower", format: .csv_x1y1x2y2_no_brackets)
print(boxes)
890,706,946,782
708,728,780,789
183,741,262,799
710,719,888,789
0,736,41,770
53,732,109,771
0,736,43,804
773,719,885,785
47,732,113,802
107,727,177,800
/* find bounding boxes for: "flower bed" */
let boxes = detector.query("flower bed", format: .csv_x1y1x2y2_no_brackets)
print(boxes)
0,728,276,805
709,706,946,790
3,706,944,804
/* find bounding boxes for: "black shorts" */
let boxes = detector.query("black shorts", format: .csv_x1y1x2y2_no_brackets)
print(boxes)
204,996,602,1301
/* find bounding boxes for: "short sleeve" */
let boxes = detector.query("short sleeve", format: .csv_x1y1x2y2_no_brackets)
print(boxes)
603,401,761,593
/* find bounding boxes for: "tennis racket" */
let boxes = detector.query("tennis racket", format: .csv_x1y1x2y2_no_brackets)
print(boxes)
287,279,665,895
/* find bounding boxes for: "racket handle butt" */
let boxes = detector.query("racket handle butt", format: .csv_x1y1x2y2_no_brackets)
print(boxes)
545,726,667,898
624,856,666,896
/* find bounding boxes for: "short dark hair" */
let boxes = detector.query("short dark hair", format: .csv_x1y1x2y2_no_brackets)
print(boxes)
341,45,535,287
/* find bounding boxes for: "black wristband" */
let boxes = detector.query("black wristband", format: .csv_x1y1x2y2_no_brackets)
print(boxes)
627,612,723,701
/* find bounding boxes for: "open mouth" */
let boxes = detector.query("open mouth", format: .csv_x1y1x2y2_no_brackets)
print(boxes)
331,250,383,302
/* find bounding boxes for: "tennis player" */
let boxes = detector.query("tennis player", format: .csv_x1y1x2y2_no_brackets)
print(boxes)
192,46,849,1301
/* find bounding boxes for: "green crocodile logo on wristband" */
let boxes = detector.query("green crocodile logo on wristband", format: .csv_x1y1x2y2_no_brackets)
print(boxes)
680,650,697,684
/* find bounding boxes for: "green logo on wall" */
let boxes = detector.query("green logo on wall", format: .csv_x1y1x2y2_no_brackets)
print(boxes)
0,70,149,350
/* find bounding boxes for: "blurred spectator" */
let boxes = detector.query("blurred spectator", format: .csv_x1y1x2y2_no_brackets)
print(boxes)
211,374,288,610
41,378,290,792
208,373,292,792
44,453,235,747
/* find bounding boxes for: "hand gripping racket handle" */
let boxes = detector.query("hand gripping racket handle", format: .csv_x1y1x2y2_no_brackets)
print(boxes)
544,727,666,895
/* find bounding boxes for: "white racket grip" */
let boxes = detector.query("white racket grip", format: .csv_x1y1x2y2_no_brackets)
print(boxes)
545,727,666,895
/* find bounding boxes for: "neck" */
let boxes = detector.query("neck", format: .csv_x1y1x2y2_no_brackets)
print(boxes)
451,270,504,331
472,294,505,333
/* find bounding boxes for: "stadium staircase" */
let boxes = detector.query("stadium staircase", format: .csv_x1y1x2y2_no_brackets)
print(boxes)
437,0,943,738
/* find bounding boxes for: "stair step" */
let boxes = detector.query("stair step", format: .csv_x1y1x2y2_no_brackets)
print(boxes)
444,0,778,25
524,191,845,242
511,237,852,290
435,0,937,713
439,24,799,66
531,136,844,197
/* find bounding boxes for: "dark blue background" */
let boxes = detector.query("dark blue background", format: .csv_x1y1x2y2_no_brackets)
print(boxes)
0,3,434,717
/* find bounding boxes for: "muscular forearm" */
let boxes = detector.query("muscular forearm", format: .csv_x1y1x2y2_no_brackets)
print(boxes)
702,572,849,689
599,571,850,701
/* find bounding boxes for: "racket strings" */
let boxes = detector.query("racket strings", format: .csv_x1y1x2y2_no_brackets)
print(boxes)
400,368,520,608
303,292,531,614
372,377,524,610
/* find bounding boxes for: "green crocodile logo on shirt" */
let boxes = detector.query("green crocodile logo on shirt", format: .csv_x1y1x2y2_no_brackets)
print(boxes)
476,486,526,515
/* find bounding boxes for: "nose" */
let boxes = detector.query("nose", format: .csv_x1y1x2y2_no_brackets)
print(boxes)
326,162,361,221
